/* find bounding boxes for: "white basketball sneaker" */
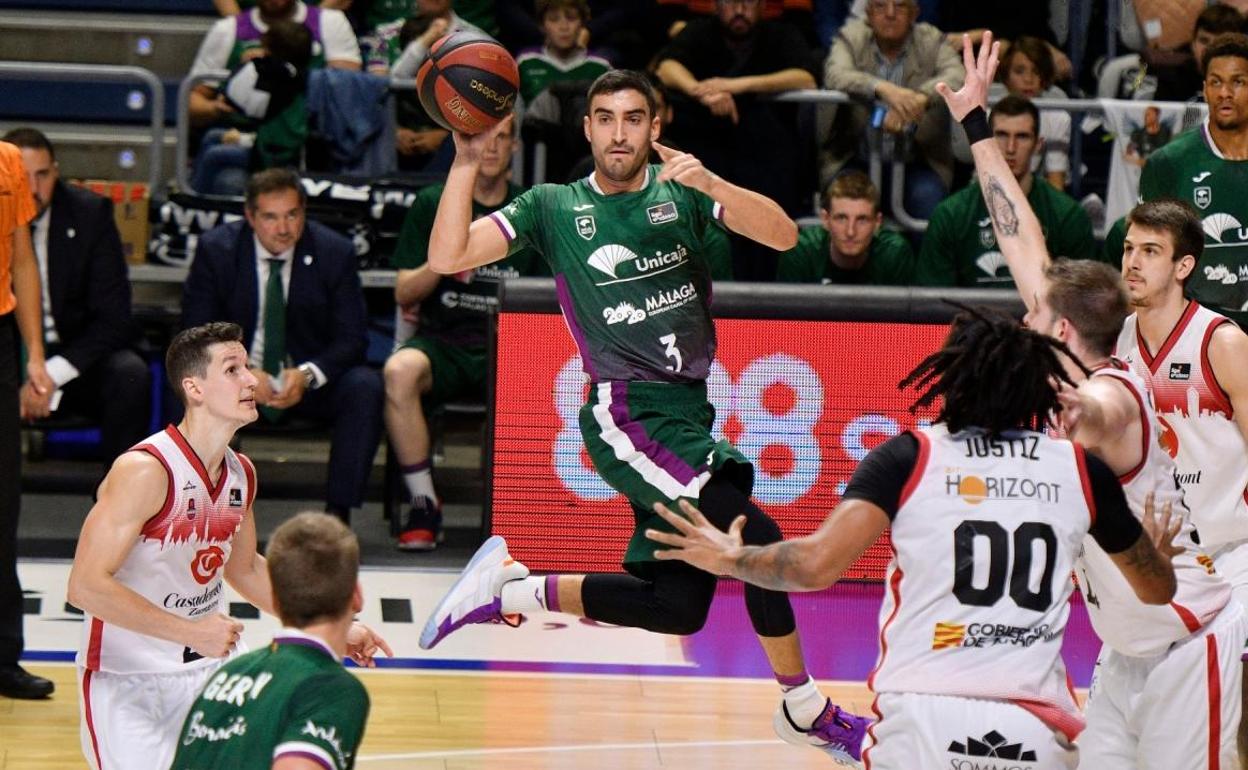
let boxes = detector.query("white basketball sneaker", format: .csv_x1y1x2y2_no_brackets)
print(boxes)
419,535,530,650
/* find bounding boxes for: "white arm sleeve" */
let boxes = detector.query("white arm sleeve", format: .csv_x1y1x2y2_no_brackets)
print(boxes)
189,17,237,79
319,9,362,64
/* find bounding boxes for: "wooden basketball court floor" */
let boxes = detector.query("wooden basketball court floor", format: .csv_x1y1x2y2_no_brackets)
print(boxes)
0,561,1099,769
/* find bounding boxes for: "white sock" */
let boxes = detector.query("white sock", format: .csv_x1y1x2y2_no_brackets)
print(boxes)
782,678,827,729
500,576,551,614
402,466,437,504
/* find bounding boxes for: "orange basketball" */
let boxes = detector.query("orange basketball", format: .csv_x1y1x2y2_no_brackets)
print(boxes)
416,31,519,135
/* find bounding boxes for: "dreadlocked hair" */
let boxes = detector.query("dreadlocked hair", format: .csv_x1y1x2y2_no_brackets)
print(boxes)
899,304,1090,436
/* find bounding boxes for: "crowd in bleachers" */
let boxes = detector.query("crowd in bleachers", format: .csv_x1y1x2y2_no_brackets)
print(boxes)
7,0,1248,552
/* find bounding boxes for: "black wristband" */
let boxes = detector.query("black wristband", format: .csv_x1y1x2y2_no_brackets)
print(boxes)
961,106,991,145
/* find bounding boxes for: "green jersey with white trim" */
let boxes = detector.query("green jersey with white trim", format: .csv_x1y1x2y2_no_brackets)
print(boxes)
490,165,727,383
170,633,368,770
1140,122,1248,328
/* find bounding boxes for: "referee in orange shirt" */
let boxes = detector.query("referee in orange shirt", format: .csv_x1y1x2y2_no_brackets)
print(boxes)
0,140,56,699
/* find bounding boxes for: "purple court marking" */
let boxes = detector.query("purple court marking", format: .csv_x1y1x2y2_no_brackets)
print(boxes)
24,584,1101,685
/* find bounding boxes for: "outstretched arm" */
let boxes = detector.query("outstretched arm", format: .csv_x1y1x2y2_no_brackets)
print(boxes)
654,143,798,251
645,497,889,592
428,117,514,275
936,32,1050,313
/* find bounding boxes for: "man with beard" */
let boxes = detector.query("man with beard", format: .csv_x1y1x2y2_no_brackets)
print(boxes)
417,69,871,765
654,0,816,279
1140,33,1248,329
776,170,914,285
944,32,1248,766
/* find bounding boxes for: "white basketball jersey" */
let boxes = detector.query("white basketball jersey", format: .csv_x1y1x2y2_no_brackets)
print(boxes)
1115,303,1248,547
1076,364,1231,657
870,425,1092,737
77,426,254,674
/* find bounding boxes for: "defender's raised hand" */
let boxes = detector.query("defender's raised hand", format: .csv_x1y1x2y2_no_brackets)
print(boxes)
935,30,1000,122
645,498,744,575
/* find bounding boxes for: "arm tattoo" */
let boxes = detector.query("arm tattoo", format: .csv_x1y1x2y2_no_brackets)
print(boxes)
984,177,1020,238
1120,535,1177,596
733,542,809,592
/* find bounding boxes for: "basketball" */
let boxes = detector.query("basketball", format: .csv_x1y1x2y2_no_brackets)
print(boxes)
416,31,519,135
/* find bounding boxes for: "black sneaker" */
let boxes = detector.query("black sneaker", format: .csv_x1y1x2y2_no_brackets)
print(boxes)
397,496,443,551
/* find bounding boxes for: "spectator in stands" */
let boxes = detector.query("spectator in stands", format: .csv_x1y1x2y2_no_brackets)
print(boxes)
517,0,612,105
384,121,545,550
181,169,384,525
995,36,1071,190
0,140,55,700
189,0,361,129
939,4,1072,82
212,0,349,16
1139,33,1248,329
822,0,962,222
655,0,816,48
915,95,1095,288
382,2,489,172
1152,4,1245,102
191,20,314,195
3,129,150,465
496,0,657,71
776,170,913,284
655,0,817,278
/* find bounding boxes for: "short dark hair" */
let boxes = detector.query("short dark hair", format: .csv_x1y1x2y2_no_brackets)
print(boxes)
1044,259,1129,357
166,322,244,406
1126,198,1204,284
262,19,313,72
822,170,879,213
1,127,55,161
537,0,589,21
900,305,1086,436
267,512,359,628
989,94,1040,136
1000,36,1055,90
244,167,305,211
1196,5,1244,38
1202,32,1248,74
586,69,657,118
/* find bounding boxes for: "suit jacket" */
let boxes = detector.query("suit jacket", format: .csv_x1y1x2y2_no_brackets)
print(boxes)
44,181,137,373
820,19,963,184
181,218,367,384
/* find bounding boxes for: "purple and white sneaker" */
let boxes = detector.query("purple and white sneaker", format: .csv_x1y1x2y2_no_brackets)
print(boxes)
773,698,869,767
419,535,530,650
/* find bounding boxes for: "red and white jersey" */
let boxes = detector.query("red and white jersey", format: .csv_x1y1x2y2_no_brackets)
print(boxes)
870,425,1091,737
76,425,255,674
1115,302,1248,547
1076,363,1231,657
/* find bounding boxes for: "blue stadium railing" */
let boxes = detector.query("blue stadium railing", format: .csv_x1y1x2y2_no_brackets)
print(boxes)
0,60,166,192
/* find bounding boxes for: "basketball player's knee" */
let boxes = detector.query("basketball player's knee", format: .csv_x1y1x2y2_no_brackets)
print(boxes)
383,352,426,396
652,597,711,635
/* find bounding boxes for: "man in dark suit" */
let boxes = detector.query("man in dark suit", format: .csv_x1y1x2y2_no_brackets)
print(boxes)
3,128,150,465
182,168,383,523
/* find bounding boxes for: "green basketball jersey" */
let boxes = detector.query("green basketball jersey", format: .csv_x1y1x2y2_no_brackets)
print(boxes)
490,166,726,383
915,179,1096,288
776,226,914,285
394,182,546,347
516,48,612,104
171,633,368,770
1140,123,1248,327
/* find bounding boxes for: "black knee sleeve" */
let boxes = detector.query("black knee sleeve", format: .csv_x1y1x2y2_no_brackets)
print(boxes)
697,474,797,638
581,562,716,636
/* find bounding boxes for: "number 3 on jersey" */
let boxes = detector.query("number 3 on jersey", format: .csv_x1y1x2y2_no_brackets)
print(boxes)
660,333,683,373
953,520,1058,612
